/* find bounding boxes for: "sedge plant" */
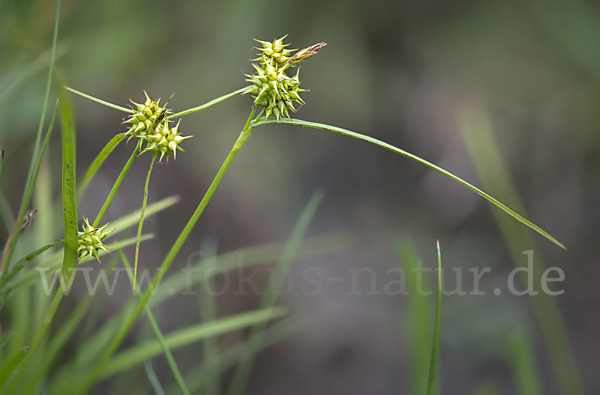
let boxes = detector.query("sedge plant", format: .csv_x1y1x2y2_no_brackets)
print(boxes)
0,6,569,391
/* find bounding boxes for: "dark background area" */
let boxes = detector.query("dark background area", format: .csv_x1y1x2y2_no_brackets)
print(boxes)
1,0,599,394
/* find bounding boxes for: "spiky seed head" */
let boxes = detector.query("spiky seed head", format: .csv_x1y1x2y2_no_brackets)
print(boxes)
141,119,192,162
77,217,113,262
246,36,324,121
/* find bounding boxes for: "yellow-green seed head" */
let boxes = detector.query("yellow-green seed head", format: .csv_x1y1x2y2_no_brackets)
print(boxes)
125,91,172,139
77,217,112,262
246,36,325,121
141,119,192,162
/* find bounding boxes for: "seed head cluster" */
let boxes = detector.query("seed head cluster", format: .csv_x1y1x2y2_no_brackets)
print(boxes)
246,36,326,120
125,92,191,162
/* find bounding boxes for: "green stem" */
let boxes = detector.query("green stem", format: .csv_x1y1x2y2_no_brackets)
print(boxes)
81,107,257,393
133,152,158,291
169,87,252,119
93,143,140,227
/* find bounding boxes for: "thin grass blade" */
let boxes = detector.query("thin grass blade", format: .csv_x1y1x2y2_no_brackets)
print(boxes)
397,239,432,394
510,330,542,395
101,307,287,378
78,133,125,198
170,86,252,119
65,87,135,114
253,118,565,250
58,85,78,280
426,240,442,394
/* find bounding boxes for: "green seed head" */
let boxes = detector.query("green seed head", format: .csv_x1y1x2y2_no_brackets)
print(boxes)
246,36,325,121
125,91,172,139
77,217,112,262
141,119,192,162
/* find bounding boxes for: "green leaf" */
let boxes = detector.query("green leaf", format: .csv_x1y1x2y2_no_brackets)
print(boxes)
100,307,287,378
78,133,125,198
65,87,135,114
397,239,432,395
0,100,59,279
426,241,442,395
0,347,28,391
509,330,542,395
59,86,78,281
253,118,565,250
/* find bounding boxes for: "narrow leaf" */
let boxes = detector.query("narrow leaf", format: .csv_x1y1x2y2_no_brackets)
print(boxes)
65,87,135,114
59,86,78,281
101,307,287,378
426,240,442,394
253,118,565,250
78,133,125,198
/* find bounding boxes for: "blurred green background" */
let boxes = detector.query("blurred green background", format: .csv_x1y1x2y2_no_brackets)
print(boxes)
1,0,599,394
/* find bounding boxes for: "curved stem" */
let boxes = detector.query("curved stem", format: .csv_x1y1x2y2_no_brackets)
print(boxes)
133,152,158,291
253,117,565,249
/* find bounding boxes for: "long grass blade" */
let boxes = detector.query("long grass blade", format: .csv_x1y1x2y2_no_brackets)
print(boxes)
59,85,78,281
510,330,542,395
109,195,179,233
65,87,135,114
100,307,287,378
397,239,432,394
78,133,125,198
457,106,581,394
253,118,565,250
426,240,442,395
0,0,61,273
0,347,27,391
144,362,166,395
0,100,59,275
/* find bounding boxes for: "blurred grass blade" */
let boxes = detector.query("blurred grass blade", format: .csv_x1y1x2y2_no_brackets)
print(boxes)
170,86,252,119
0,44,68,102
0,100,59,277
10,234,154,291
254,118,565,250
78,133,125,198
0,192,14,232
144,362,166,395
186,315,303,394
397,239,432,394
0,0,61,274
228,190,324,395
510,330,542,395
0,150,3,181
65,87,135,114
0,346,27,391
426,240,442,395
118,250,190,395
101,307,287,378
198,242,220,395
109,195,179,234
59,85,78,281
458,105,581,395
